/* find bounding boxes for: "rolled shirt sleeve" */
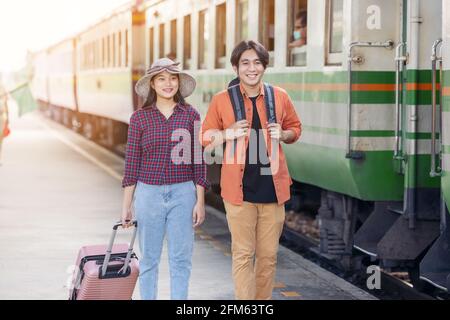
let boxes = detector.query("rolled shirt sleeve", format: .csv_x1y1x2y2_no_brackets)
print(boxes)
200,94,224,148
122,112,143,188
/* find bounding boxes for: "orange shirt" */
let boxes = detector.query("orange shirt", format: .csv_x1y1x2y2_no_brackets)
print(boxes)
200,83,302,205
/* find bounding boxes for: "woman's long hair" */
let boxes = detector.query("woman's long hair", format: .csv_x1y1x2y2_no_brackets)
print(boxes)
141,75,186,109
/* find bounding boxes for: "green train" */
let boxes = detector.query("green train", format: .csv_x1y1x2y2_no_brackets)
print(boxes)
31,0,450,293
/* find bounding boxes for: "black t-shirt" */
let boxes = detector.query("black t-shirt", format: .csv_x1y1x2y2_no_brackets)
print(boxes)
242,96,278,203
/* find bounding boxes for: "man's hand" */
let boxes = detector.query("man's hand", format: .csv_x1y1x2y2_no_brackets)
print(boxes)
224,120,249,141
267,123,284,141
267,123,294,143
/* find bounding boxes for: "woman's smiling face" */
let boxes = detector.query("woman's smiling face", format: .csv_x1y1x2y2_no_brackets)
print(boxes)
150,71,180,100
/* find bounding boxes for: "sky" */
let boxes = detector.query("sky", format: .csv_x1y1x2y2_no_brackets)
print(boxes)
0,0,131,73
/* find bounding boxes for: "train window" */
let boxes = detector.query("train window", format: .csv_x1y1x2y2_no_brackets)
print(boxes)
88,43,91,69
236,0,248,43
107,35,111,67
89,42,94,70
113,33,117,67
125,29,129,67
183,15,192,69
87,43,91,70
326,0,343,65
81,45,84,70
97,40,101,69
88,44,91,69
91,42,94,69
86,44,89,70
85,44,88,70
82,45,85,70
93,42,96,69
159,23,165,58
169,19,177,61
94,42,97,69
118,31,122,67
149,27,155,66
198,9,209,70
288,0,307,67
102,38,106,68
215,3,226,69
92,41,98,69
259,0,275,67
95,40,99,69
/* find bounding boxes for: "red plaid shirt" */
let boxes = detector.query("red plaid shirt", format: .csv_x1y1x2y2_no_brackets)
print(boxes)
122,103,209,189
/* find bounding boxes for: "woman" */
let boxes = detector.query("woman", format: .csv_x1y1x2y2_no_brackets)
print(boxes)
120,58,208,300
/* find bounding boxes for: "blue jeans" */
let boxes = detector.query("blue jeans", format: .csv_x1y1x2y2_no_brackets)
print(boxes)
133,180,197,300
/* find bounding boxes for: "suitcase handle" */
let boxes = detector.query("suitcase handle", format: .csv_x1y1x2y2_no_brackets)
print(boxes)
101,220,138,277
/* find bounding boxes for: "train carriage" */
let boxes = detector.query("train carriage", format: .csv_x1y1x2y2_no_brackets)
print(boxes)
143,0,448,286
32,2,146,152
75,3,146,151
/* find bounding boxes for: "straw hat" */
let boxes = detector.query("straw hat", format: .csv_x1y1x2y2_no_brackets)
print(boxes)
135,58,196,99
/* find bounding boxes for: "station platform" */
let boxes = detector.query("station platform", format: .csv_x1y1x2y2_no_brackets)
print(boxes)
0,110,376,300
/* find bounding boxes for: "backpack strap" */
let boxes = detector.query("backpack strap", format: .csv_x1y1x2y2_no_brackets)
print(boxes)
227,83,276,123
264,83,278,164
227,84,246,121
263,83,277,124
225,83,278,160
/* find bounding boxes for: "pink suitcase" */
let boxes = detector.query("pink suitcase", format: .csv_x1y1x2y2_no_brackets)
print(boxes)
69,221,139,300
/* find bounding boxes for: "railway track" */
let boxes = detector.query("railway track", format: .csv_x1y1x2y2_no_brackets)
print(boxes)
281,225,437,300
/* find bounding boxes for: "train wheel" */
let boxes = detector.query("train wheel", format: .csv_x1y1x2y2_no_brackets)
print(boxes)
71,114,82,133
62,109,71,127
82,116,96,141
318,191,360,270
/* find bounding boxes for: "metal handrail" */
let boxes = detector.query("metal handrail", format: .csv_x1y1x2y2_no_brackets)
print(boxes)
346,40,394,159
430,38,443,177
394,42,407,160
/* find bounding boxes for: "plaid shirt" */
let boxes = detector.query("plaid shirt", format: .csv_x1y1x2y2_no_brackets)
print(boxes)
122,103,209,189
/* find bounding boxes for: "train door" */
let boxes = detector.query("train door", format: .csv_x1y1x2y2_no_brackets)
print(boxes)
376,0,443,289
351,0,443,278
419,0,450,294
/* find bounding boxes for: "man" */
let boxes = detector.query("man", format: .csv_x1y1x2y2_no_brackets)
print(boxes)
201,40,301,300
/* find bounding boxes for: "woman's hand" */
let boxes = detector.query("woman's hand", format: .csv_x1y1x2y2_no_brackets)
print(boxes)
121,208,133,228
192,201,206,228
121,185,136,228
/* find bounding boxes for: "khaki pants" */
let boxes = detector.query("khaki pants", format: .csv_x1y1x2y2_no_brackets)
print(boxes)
224,201,285,300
